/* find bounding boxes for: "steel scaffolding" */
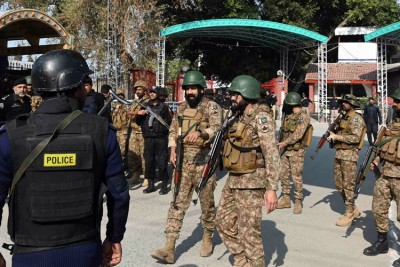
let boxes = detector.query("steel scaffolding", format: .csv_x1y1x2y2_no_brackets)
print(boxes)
280,48,288,82
106,0,122,89
156,36,166,87
317,43,328,122
377,38,388,126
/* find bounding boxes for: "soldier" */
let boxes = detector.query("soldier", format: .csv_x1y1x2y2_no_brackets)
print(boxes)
363,89,400,267
215,75,280,267
0,49,129,267
327,94,366,226
1,77,31,121
136,86,172,194
127,80,149,186
151,70,222,264
276,92,311,214
25,75,43,112
111,89,129,159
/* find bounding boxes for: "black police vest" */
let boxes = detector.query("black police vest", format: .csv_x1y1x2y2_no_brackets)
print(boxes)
141,102,168,137
6,112,108,247
83,93,99,114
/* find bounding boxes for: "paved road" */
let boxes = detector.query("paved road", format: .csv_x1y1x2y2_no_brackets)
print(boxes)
1,121,399,267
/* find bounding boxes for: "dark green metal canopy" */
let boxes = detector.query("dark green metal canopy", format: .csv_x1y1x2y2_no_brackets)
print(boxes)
364,21,400,41
160,19,328,50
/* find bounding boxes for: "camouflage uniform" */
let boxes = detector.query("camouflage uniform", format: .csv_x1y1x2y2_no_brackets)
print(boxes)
279,110,311,200
165,98,222,239
111,101,129,156
333,110,365,206
373,119,400,233
216,103,280,267
128,95,149,181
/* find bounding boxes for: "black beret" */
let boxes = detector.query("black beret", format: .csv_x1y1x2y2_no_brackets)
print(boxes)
13,77,27,86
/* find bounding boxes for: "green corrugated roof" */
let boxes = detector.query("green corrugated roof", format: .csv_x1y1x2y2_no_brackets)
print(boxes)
160,19,328,50
364,21,400,41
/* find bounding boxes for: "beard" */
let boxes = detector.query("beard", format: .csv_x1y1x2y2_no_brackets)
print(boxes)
185,92,202,108
231,99,248,115
136,93,144,99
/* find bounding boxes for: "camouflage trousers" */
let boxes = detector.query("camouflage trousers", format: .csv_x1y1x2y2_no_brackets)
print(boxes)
372,176,400,233
116,129,127,156
280,154,304,199
334,158,357,207
216,183,265,267
165,163,216,239
128,131,145,179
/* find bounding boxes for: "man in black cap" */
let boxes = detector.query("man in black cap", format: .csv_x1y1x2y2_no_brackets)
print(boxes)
82,77,105,116
136,86,172,194
363,97,381,145
100,84,112,122
0,77,31,121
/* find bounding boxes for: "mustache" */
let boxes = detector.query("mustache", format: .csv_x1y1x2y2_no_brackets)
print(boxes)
187,94,195,98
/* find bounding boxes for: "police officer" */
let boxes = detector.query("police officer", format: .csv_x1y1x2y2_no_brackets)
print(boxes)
363,89,400,266
127,80,149,186
82,76,105,115
100,84,113,122
151,70,222,264
0,49,130,267
25,75,43,112
327,94,366,227
1,77,31,121
136,86,172,194
215,75,280,266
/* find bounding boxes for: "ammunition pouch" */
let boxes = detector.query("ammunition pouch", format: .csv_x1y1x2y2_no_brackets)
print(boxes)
182,107,208,147
379,125,400,163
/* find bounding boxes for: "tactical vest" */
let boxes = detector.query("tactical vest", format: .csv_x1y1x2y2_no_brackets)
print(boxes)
130,96,149,131
112,103,128,130
181,104,209,147
141,102,168,137
282,111,311,150
334,111,365,149
222,106,265,174
379,119,400,164
6,112,108,248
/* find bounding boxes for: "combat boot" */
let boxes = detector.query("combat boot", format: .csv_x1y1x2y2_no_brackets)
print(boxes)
151,236,176,264
233,254,247,267
159,181,169,195
363,232,388,256
143,180,156,193
126,172,140,186
293,199,302,214
336,206,356,227
200,229,214,257
277,195,291,209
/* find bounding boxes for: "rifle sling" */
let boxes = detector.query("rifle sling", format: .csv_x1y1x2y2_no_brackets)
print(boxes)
10,110,82,195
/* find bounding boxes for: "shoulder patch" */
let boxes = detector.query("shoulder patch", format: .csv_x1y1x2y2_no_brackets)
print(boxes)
261,125,269,132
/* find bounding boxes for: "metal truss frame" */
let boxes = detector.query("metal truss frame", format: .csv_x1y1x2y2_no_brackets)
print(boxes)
317,42,328,122
156,36,166,87
377,38,388,126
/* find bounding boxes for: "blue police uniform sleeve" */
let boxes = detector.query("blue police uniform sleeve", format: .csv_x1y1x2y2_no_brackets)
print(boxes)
0,127,13,225
104,125,130,243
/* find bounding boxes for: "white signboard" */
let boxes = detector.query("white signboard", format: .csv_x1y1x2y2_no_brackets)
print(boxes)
338,42,377,63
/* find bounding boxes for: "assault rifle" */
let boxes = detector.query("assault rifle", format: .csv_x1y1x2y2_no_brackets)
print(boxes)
354,127,386,199
194,110,238,201
278,112,287,157
173,116,184,208
310,109,344,160
109,90,169,130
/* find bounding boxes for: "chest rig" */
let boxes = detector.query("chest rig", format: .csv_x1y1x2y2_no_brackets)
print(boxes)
334,111,365,149
223,107,264,174
379,119,400,164
282,111,312,150
181,103,209,147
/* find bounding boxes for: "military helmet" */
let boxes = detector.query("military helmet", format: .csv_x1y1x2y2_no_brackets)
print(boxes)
134,80,147,89
284,92,302,106
116,89,125,96
159,87,168,96
390,88,400,101
25,76,32,85
339,94,360,107
32,49,93,92
182,70,206,90
228,75,260,100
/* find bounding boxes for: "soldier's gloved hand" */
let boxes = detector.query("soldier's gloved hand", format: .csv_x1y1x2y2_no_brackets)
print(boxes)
327,131,338,142
0,252,6,267
102,239,122,267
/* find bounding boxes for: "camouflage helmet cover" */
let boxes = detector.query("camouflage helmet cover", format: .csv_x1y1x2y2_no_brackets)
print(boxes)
134,80,147,89
339,94,360,107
